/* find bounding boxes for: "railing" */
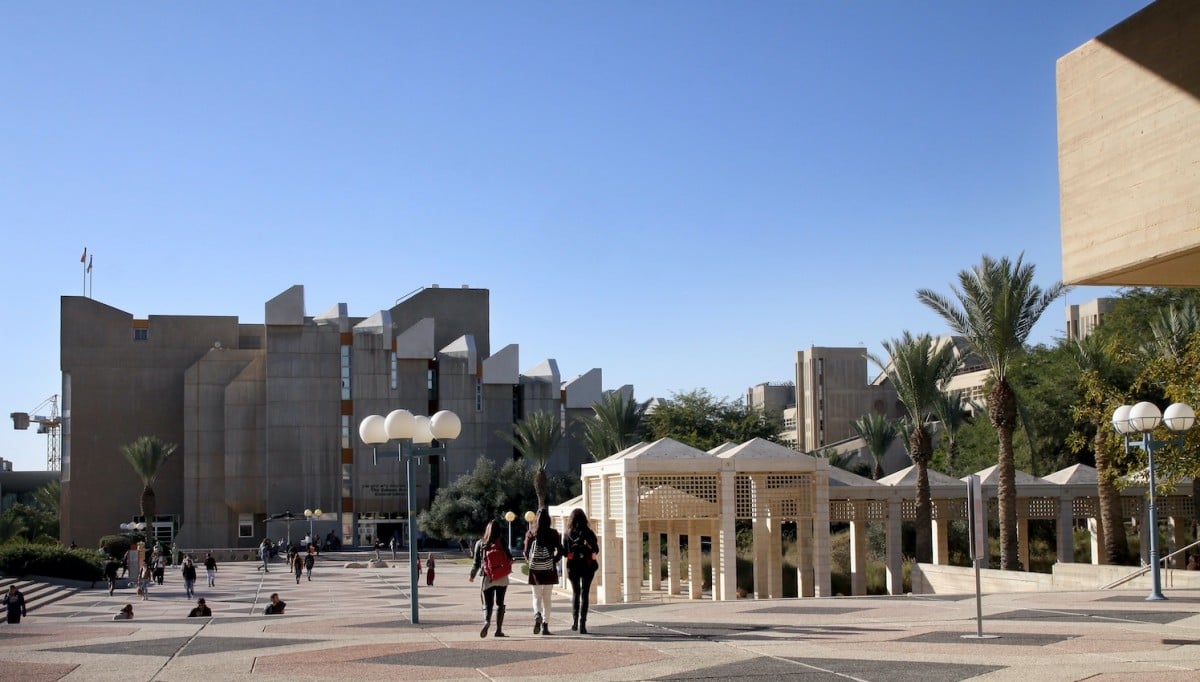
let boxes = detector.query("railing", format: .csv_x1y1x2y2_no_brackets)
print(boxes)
1100,538,1200,590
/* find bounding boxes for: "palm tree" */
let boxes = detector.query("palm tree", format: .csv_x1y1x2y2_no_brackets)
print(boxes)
1072,334,1132,564
1142,302,1199,363
868,332,960,562
582,391,645,461
32,480,61,515
918,253,1068,570
503,411,562,509
931,391,973,468
851,412,898,480
121,435,178,528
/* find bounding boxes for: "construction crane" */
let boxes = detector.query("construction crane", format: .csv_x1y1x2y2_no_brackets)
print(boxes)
10,394,61,471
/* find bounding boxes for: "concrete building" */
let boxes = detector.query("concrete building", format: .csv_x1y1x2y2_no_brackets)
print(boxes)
60,285,625,549
1065,297,1117,342
1057,0,1200,287
745,382,796,448
794,347,900,452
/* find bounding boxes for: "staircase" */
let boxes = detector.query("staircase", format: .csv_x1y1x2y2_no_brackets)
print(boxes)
0,576,79,613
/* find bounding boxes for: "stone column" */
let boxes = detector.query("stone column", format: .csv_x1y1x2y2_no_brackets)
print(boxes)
1017,516,1031,572
718,470,737,601
886,497,903,596
1056,496,1075,564
767,517,782,599
621,474,641,603
1169,515,1188,569
931,500,950,566
849,501,867,596
648,522,662,593
752,475,768,599
1138,514,1151,567
687,520,703,599
667,523,681,596
598,474,619,604
813,469,831,597
1088,516,1105,565
797,517,813,597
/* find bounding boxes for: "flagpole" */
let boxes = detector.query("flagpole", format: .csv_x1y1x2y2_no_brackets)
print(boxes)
87,255,94,298
81,247,87,296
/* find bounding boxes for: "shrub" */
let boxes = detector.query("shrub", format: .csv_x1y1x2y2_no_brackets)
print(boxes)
98,535,135,560
0,544,104,582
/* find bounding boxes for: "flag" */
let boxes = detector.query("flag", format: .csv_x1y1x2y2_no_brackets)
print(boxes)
87,255,93,273
80,247,87,263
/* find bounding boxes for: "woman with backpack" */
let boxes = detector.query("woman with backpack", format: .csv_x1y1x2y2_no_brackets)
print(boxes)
564,508,600,634
523,507,564,635
469,520,512,638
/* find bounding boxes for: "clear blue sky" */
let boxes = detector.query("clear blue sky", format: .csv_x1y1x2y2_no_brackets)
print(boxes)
0,1,1149,471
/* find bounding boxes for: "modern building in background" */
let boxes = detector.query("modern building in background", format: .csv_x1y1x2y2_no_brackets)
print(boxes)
60,285,627,549
1065,297,1117,342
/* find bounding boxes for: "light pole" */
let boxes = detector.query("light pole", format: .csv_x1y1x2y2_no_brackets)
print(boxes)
1111,401,1196,601
504,511,516,550
359,408,461,624
523,510,536,554
304,508,323,543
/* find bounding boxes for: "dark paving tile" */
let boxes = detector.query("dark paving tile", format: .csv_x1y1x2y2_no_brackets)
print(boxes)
990,608,1194,625
362,647,561,668
653,657,842,680
786,657,1003,682
747,606,865,616
1100,594,1200,604
0,630,41,640
349,618,480,629
47,637,191,657
898,631,1073,646
179,636,321,656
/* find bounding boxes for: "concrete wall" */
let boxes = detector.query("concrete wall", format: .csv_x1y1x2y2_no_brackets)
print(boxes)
912,562,1200,594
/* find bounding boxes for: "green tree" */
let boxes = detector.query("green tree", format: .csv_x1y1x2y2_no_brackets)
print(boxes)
120,435,178,527
918,254,1067,570
643,389,782,451
503,411,562,509
32,480,60,516
582,391,646,461
931,391,973,469
813,446,870,478
851,412,898,480
0,515,28,545
1007,342,1082,475
868,332,960,562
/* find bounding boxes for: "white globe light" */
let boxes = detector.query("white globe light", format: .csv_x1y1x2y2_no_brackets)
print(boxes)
304,508,313,518
504,511,516,522
1128,401,1163,433
385,409,415,439
524,510,536,523
1111,405,1134,434
358,414,388,444
430,410,462,441
412,415,433,445
314,508,322,517
1163,402,1196,432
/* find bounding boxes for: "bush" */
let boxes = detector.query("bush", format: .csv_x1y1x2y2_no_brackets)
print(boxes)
98,535,136,560
0,544,104,582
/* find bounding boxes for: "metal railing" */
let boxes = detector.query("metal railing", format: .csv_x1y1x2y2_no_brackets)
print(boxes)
1100,538,1200,590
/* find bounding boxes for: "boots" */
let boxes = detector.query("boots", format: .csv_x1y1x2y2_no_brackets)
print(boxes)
533,613,542,635
541,620,552,635
579,617,588,635
571,606,579,631
493,606,507,637
480,607,492,638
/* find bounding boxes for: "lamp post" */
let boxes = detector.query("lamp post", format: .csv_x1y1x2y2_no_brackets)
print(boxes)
1111,401,1196,601
504,511,516,550
304,508,323,543
523,510,536,554
359,408,461,624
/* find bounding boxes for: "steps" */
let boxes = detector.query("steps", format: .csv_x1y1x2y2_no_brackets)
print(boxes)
0,576,80,613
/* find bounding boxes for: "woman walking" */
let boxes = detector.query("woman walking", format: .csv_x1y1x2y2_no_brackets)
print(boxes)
292,551,304,584
2,586,26,624
563,508,600,634
469,520,512,638
180,555,198,598
425,552,436,586
523,508,563,635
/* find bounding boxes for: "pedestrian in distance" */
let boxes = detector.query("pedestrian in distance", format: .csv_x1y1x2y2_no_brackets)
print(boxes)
304,549,315,581
258,538,271,572
2,585,27,624
113,604,134,621
292,551,304,584
425,552,436,586
469,519,512,638
188,598,212,617
264,593,286,615
153,552,166,585
204,552,218,587
180,555,198,599
523,507,564,635
104,559,120,596
137,563,153,601
563,507,600,634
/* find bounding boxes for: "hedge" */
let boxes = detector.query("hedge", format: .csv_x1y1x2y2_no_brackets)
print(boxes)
0,544,104,582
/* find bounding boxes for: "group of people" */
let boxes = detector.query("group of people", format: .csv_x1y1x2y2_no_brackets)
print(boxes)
469,506,599,638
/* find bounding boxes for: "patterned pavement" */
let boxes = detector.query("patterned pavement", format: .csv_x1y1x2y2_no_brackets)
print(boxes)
1,554,1199,681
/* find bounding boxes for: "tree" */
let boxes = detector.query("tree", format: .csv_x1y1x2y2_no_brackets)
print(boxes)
869,332,960,562
32,480,60,516
918,253,1068,570
121,435,178,528
851,412,898,480
643,389,783,451
931,391,973,469
814,446,870,478
502,411,562,509
582,391,646,461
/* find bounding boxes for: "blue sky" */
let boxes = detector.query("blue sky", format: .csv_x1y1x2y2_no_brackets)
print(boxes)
0,1,1149,471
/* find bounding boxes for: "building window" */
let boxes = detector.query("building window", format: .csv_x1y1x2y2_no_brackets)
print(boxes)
476,378,483,412
342,463,352,498
238,513,253,538
427,365,438,401
390,352,397,390
340,345,351,399
341,415,351,449
133,328,149,341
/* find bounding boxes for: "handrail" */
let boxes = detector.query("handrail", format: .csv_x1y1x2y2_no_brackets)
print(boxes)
1100,538,1200,590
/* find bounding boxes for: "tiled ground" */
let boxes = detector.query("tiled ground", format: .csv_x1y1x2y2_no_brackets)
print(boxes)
1,555,1199,681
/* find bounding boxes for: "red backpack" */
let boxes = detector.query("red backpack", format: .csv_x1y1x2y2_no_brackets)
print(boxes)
482,542,512,580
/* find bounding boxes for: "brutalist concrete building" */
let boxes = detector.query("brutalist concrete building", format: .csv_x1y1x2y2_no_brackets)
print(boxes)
61,284,624,549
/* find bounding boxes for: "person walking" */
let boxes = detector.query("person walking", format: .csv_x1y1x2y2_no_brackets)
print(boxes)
523,507,564,635
2,586,26,624
153,552,166,586
259,538,271,572
425,552,436,586
138,562,153,601
304,549,315,581
180,555,198,598
563,507,600,634
292,551,304,584
204,553,218,587
104,558,120,597
469,520,512,638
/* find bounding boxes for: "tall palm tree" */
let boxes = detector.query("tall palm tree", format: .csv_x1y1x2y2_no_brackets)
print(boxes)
868,332,960,562
503,411,562,509
851,412,898,480
1072,334,1132,564
1142,302,1199,363
931,391,973,468
121,435,178,528
582,391,645,461
918,253,1068,570
32,480,61,515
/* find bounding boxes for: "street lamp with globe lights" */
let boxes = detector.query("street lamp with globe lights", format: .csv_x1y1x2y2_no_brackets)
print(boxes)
304,508,323,544
504,511,516,550
1112,401,1196,601
359,408,461,624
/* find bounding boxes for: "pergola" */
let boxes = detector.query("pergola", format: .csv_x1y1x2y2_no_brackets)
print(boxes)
550,439,1195,602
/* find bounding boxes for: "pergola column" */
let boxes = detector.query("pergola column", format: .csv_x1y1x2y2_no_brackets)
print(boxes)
1088,516,1105,565
1138,514,1151,567
598,474,620,604
648,522,662,593
1056,496,1075,564
849,501,867,596
751,475,769,599
767,517,782,598
886,498,903,595
931,500,950,566
797,516,813,597
813,469,831,597
687,520,703,599
620,474,641,603
1018,515,1031,572
1169,515,1188,568
718,470,737,601
667,522,681,596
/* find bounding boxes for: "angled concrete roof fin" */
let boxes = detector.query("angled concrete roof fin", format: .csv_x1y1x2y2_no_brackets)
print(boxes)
314,302,349,331
563,368,602,408
395,317,436,359
353,310,394,349
440,334,477,375
265,285,305,325
524,359,560,385
483,344,519,384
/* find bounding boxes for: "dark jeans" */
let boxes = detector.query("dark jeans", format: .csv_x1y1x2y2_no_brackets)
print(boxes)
482,585,507,618
568,568,596,622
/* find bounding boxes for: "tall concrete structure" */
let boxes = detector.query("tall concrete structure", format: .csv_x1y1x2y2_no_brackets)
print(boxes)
60,285,623,549
793,347,899,452
1065,297,1117,342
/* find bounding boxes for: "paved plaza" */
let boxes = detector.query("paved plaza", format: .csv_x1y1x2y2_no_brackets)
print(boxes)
1,554,1199,681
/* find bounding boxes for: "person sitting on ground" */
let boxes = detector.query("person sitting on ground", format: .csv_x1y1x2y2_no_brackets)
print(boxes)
113,604,134,621
188,598,212,617
1188,554,1198,571
264,593,287,615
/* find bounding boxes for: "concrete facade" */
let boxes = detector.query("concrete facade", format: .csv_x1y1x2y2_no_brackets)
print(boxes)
1065,297,1116,342
60,285,622,549
1057,0,1200,286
